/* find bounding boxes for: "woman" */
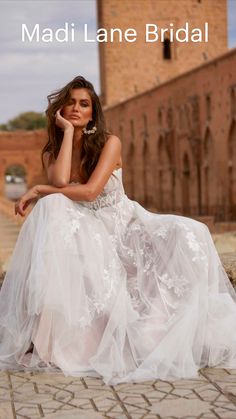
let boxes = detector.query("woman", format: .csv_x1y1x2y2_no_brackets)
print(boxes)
0,75,236,385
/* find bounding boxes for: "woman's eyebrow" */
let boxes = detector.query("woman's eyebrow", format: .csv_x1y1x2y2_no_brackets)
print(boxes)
70,98,90,102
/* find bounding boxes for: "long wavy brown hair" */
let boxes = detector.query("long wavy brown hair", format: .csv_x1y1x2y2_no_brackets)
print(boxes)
41,75,111,182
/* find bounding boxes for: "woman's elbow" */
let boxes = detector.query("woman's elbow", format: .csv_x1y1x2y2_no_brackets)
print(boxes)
50,177,69,188
85,186,99,202
54,181,68,188
86,189,96,202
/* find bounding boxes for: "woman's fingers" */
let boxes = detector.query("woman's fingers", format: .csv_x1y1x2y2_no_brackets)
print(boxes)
17,203,23,216
55,108,73,131
56,108,63,119
19,199,27,215
14,200,20,216
55,109,65,127
15,199,26,217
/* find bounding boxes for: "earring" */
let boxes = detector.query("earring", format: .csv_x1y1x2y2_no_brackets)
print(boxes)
82,121,97,135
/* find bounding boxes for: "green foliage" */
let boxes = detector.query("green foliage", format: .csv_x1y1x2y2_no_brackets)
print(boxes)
1,112,47,131
5,164,26,177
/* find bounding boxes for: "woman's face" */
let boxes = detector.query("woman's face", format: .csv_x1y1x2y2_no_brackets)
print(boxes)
61,88,93,128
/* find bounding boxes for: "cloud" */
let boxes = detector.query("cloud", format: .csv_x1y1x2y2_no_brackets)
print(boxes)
0,0,235,124
228,0,236,48
0,0,99,123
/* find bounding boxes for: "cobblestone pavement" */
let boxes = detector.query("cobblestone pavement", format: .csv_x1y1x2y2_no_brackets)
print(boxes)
1,368,236,418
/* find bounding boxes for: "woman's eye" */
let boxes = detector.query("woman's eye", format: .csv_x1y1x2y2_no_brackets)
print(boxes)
66,101,89,107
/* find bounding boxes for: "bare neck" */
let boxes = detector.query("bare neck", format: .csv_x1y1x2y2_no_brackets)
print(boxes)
73,127,83,149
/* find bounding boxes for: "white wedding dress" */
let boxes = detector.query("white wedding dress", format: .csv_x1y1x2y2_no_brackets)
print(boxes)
1,167,236,385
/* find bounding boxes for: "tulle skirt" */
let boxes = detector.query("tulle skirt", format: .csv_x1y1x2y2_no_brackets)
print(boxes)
0,192,236,385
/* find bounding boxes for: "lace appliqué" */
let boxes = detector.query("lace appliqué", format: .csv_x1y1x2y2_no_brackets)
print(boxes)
152,224,170,240
120,219,195,311
82,189,125,211
158,273,189,297
62,203,121,327
57,206,86,249
56,170,211,325
78,258,120,329
67,207,86,230
177,221,208,265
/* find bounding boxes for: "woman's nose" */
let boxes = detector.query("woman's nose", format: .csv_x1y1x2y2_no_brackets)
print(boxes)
72,102,79,111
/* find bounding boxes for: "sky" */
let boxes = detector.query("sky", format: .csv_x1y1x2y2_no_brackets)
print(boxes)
0,0,236,124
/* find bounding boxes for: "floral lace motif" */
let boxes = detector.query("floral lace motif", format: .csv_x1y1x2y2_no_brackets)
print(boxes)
56,199,123,328
176,221,208,265
78,258,121,328
120,217,209,311
57,206,87,249
81,189,125,211
152,224,170,240
57,172,210,324
158,273,190,297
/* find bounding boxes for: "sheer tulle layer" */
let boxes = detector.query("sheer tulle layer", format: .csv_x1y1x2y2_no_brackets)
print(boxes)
1,171,236,385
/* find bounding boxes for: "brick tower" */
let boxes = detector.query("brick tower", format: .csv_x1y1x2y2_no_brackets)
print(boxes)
97,0,228,107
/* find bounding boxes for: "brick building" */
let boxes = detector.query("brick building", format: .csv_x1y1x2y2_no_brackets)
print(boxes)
0,0,235,225
98,0,228,107
97,0,236,222
0,130,47,197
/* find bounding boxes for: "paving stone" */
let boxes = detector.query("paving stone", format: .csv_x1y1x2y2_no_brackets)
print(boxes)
1,368,236,418
44,412,103,419
0,402,14,419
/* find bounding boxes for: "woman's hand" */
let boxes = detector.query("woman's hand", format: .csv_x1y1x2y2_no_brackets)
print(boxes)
14,185,41,217
55,108,74,131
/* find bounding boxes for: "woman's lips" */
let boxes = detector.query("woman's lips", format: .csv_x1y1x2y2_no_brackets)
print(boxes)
69,115,80,119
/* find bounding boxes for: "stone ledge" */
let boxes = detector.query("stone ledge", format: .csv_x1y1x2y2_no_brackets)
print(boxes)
219,253,236,288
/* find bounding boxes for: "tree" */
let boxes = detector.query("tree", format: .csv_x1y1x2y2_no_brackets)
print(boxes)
0,112,47,131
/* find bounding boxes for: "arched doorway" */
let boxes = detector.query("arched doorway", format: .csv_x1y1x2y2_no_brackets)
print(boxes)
157,136,173,211
182,153,191,215
143,141,151,206
202,128,214,215
128,141,135,199
4,164,27,201
228,121,236,220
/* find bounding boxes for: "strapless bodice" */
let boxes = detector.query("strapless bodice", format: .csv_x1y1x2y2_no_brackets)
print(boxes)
74,167,125,211
70,168,122,189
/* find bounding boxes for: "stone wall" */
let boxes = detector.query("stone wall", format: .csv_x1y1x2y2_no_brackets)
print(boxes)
97,0,227,106
103,47,236,222
0,129,48,197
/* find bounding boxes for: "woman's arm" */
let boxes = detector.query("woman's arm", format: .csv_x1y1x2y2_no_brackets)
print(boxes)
15,135,121,216
37,182,92,201
44,110,74,187
40,135,121,200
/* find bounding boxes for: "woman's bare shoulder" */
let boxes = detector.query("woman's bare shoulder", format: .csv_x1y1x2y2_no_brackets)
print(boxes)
106,134,122,146
105,135,122,168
